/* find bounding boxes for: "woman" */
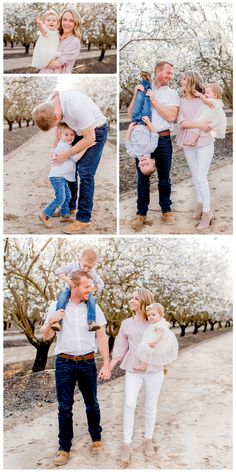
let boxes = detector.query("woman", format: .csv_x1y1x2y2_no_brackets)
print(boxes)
39,7,81,74
176,71,215,230
110,288,165,464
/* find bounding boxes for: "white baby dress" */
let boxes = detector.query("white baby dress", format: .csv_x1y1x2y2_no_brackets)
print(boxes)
32,27,59,69
137,319,178,366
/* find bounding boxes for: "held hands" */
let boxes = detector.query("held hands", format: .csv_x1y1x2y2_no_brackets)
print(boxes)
98,365,111,381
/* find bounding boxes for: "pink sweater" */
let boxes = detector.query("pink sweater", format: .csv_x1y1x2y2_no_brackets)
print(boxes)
39,35,81,74
176,97,214,149
112,315,163,373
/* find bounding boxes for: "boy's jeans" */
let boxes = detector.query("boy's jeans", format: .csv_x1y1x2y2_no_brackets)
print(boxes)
68,123,108,221
56,287,96,324
44,177,71,217
132,79,152,124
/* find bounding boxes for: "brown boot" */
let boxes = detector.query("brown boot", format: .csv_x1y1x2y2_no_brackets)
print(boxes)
144,439,155,457
91,441,102,454
191,202,203,220
59,215,75,223
162,212,175,225
197,211,213,231
54,450,70,466
131,215,146,231
120,443,132,465
62,220,91,234
52,208,61,218
36,211,53,229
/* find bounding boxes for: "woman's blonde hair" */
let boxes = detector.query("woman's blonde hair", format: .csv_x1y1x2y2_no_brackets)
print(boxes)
146,303,165,317
132,288,154,321
59,8,82,40
32,102,56,131
183,70,205,97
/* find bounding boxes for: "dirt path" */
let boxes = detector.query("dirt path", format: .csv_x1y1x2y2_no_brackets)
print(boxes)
4,332,232,469
4,129,117,234
119,163,232,234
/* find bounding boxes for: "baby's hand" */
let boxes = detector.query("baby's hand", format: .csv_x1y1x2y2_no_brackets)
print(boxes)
149,341,156,348
194,90,203,98
35,16,42,24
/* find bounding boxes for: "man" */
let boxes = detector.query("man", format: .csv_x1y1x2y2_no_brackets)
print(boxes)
41,270,111,466
32,89,108,234
128,61,180,231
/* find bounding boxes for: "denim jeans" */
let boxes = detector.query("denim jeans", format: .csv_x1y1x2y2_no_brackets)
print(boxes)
135,135,173,214
44,177,71,217
56,288,97,324
132,79,152,124
55,355,102,451
68,123,108,221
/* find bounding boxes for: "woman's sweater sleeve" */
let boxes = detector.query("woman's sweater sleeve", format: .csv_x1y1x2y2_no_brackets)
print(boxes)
56,37,81,65
112,323,129,360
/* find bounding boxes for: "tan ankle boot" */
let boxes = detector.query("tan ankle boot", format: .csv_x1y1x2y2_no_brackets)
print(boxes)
197,211,213,231
192,202,203,220
144,439,155,457
120,443,132,465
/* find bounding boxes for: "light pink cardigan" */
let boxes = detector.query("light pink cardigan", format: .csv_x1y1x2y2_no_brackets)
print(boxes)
176,97,214,149
112,315,163,373
39,35,81,74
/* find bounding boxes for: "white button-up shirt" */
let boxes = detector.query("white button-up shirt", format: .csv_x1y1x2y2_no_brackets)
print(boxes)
151,84,180,132
45,300,107,356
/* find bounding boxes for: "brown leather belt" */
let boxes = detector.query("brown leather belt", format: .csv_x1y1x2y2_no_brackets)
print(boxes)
59,352,94,362
159,130,170,137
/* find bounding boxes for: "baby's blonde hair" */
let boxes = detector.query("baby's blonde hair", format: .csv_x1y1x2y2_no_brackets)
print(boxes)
42,9,59,21
206,83,223,99
146,303,165,317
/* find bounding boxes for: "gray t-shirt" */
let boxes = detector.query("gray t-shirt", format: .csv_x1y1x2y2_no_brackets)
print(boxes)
125,125,159,159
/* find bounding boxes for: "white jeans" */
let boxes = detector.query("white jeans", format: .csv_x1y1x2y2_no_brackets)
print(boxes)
184,143,214,212
123,370,164,443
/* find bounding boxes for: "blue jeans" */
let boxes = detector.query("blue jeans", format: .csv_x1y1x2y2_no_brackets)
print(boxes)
68,123,108,221
132,79,152,124
44,177,71,217
55,355,102,451
56,288,96,324
135,135,173,214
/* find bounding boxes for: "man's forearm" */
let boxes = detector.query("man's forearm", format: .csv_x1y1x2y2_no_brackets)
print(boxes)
128,93,137,119
97,332,110,366
41,321,55,341
151,99,177,123
67,138,94,158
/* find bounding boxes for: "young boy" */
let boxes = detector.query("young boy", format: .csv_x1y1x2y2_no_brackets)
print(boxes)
37,123,87,229
51,247,104,332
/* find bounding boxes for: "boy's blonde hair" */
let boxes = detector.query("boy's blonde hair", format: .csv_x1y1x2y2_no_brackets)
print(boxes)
42,9,59,21
32,102,56,131
57,122,75,133
59,8,82,40
132,288,154,321
146,303,165,317
206,83,223,99
81,248,98,263
183,70,205,97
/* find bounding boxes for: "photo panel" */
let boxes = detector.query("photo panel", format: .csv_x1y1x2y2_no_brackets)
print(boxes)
119,1,233,235
4,75,117,235
3,1,117,74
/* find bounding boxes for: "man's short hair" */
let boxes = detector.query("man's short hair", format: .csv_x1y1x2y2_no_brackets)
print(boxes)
32,102,56,131
154,61,173,75
70,270,92,286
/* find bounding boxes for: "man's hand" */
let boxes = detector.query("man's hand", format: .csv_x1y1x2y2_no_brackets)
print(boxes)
50,309,65,325
52,150,71,166
134,84,145,94
128,122,136,131
146,90,155,102
142,116,151,125
98,365,111,381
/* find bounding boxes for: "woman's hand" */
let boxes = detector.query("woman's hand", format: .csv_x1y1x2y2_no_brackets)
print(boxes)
52,150,71,166
199,121,213,132
98,365,111,381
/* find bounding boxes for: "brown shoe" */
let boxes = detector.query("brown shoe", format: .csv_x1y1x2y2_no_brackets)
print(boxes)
120,443,132,465
54,450,70,466
131,215,146,231
52,208,61,218
59,215,75,223
162,212,175,225
69,209,77,217
37,211,53,228
88,322,101,332
91,441,102,454
62,220,91,234
144,439,155,457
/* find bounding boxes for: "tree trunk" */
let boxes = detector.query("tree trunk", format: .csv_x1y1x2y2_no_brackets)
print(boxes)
180,325,186,337
88,42,91,51
203,322,207,332
192,323,199,334
26,120,30,127
218,321,222,329
10,41,14,48
172,320,176,328
4,40,7,47
32,342,52,372
8,121,13,131
98,49,105,62
18,121,22,128
24,43,30,54
108,335,115,353
209,321,215,331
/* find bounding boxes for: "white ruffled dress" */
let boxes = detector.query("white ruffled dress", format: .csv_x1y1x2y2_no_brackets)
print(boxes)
32,27,59,69
137,319,178,366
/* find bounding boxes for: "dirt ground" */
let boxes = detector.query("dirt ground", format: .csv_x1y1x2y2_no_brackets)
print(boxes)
4,129,117,234
4,331,233,469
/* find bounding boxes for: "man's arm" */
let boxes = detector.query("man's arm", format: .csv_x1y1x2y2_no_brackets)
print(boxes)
96,326,111,380
146,90,179,123
57,273,72,286
40,309,64,340
52,127,96,165
127,85,142,119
